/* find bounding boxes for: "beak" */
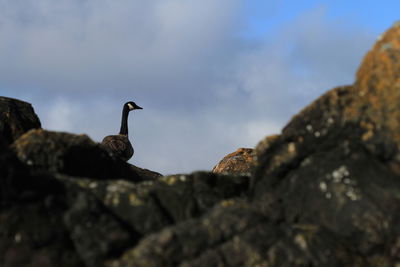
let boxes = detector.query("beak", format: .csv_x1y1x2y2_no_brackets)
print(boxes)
136,105,143,110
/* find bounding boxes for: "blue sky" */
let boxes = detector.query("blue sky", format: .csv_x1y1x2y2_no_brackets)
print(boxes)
245,0,399,37
0,1,398,174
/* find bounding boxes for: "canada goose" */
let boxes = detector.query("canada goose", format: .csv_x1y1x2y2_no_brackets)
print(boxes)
101,101,142,161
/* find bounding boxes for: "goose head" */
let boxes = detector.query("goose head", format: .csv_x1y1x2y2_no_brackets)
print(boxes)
125,101,143,111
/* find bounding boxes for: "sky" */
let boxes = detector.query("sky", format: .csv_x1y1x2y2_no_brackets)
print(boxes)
0,0,399,175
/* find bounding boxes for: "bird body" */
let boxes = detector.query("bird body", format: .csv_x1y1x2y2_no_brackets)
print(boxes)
101,134,134,161
101,101,142,161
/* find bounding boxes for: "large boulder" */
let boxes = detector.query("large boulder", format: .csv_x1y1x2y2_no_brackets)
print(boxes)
349,22,400,165
0,97,41,145
12,129,143,181
212,148,254,174
1,118,249,266
0,154,250,267
107,23,400,266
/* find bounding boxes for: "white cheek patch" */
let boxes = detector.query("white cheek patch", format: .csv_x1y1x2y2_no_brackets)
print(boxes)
128,103,134,110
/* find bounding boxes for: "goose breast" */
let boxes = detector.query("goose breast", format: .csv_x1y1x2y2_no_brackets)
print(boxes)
101,134,134,161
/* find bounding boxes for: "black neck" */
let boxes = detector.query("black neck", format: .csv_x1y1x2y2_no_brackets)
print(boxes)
119,105,130,135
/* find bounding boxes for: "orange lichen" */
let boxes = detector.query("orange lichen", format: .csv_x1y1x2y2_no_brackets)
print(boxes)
212,147,254,174
344,23,400,149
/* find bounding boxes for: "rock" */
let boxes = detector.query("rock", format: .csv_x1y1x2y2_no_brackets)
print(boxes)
346,23,400,171
0,100,174,266
0,140,84,267
58,171,250,238
0,141,153,267
0,172,140,267
0,97,41,145
1,126,249,266
212,148,254,174
63,190,139,267
0,134,64,203
3,22,400,267
0,197,85,267
12,129,142,181
130,165,162,180
106,23,400,266
0,154,250,267
110,202,265,267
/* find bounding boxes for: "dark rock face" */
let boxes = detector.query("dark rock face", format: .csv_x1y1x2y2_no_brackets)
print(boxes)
0,97,41,145
11,129,143,181
59,172,250,238
2,23,400,267
1,126,249,266
212,148,254,174
0,141,83,267
105,23,400,266
0,159,249,267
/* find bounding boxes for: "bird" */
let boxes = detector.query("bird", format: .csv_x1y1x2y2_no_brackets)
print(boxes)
101,101,142,161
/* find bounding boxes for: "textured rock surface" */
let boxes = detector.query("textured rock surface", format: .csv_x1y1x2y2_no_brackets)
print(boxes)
0,97,41,145
59,172,250,239
2,133,249,267
2,23,400,267
0,141,84,267
12,129,143,181
350,23,400,151
1,126,249,266
106,23,400,266
212,148,254,174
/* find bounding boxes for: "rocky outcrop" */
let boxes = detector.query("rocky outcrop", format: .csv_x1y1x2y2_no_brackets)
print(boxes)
212,148,254,174
1,154,249,267
0,99,249,266
346,24,400,172
0,97,41,145
12,129,143,181
0,139,83,267
106,23,400,266
2,23,400,267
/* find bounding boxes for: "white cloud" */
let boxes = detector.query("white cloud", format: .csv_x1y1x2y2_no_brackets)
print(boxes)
0,0,242,103
231,7,374,121
42,98,76,130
